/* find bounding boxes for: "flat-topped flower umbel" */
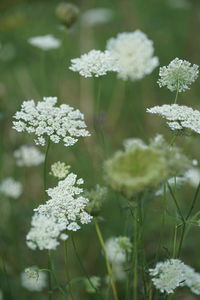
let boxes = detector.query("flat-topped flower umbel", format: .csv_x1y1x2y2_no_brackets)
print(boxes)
13,97,90,146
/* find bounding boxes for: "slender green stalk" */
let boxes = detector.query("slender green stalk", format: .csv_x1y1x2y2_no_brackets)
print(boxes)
43,138,51,201
174,78,180,104
169,132,178,147
94,217,118,300
148,281,153,300
172,225,178,258
64,240,74,300
47,251,53,300
41,268,67,297
0,253,14,300
186,181,200,220
133,207,138,300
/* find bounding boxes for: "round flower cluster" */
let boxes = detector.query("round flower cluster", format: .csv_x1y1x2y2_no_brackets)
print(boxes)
21,266,47,291
0,177,23,199
50,161,70,179
147,104,200,135
69,49,118,77
106,30,159,81
81,8,113,26
28,34,61,51
35,173,92,231
105,236,132,264
150,259,200,295
104,135,190,198
157,58,199,92
13,97,90,147
14,145,44,167
26,214,68,250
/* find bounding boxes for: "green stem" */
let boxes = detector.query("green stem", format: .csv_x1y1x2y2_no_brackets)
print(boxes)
186,181,200,220
133,207,138,300
94,217,118,300
174,78,180,104
43,138,51,201
169,132,178,147
47,251,53,300
64,240,74,300
172,225,178,258
41,268,67,297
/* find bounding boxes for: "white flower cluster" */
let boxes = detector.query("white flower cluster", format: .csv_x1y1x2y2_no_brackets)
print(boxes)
150,259,200,295
14,145,44,167
147,104,200,134
0,177,23,199
28,34,61,51
81,8,113,26
26,214,68,250
27,173,92,250
158,58,199,92
21,266,47,291
105,236,132,264
69,50,118,78
106,30,159,81
35,173,92,231
50,161,70,179
13,97,90,146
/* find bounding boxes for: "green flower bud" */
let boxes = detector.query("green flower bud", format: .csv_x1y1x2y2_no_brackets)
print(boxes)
56,2,79,28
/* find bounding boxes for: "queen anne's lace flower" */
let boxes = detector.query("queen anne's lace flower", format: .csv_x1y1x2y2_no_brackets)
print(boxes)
81,8,113,26
158,58,199,92
147,104,200,135
106,30,159,81
13,97,90,146
50,161,70,179
14,145,44,167
28,34,61,51
34,173,92,232
21,266,47,291
105,236,131,264
69,49,118,77
183,265,200,295
149,259,186,294
26,214,68,250
0,177,23,199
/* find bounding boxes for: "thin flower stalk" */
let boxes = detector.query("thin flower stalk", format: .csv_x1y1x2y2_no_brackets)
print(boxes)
64,240,74,300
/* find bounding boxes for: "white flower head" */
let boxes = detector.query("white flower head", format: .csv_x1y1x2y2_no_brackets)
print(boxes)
81,8,113,26
182,265,200,295
105,236,131,264
149,259,186,294
13,97,90,147
106,30,159,81
34,172,93,234
69,49,118,78
158,58,199,92
26,213,68,250
147,104,200,135
28,34,61,51
0,177,23,199
184,168,200,187
14,145,44,167
21,266,47,291
50,161,70,179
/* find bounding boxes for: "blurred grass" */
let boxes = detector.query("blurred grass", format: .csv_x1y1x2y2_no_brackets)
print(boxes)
0,0,200,299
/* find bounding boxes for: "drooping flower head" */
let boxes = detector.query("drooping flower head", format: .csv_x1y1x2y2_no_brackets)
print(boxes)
104,135,190,198
28,34,61,51
158,58,199,92
147,104,200,135
14,145,44,167
13,97,90,147
0,177,23,199
69,49,118,78
21,266,47,291
56,2,79,28
106,30,159,81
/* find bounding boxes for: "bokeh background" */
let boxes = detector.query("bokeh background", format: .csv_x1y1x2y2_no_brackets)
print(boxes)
1,0,200,299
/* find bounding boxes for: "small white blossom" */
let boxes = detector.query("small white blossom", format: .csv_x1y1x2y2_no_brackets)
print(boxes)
50,161,70,179
13,97,90,147
26,214,67,250
106,30,159,81
149,259,186,294
21,266,47,291
158,58,199,92
34,173,92,232
28,34,61,51
14,145,44,167
0,177,22,199
81,8,113,26
105,236,131,264
182,265,200,295
184,168,200,187
69,49,118,78
147,104,200,135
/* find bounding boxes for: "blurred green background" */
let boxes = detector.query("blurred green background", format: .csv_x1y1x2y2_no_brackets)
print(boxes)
1,0,200,299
